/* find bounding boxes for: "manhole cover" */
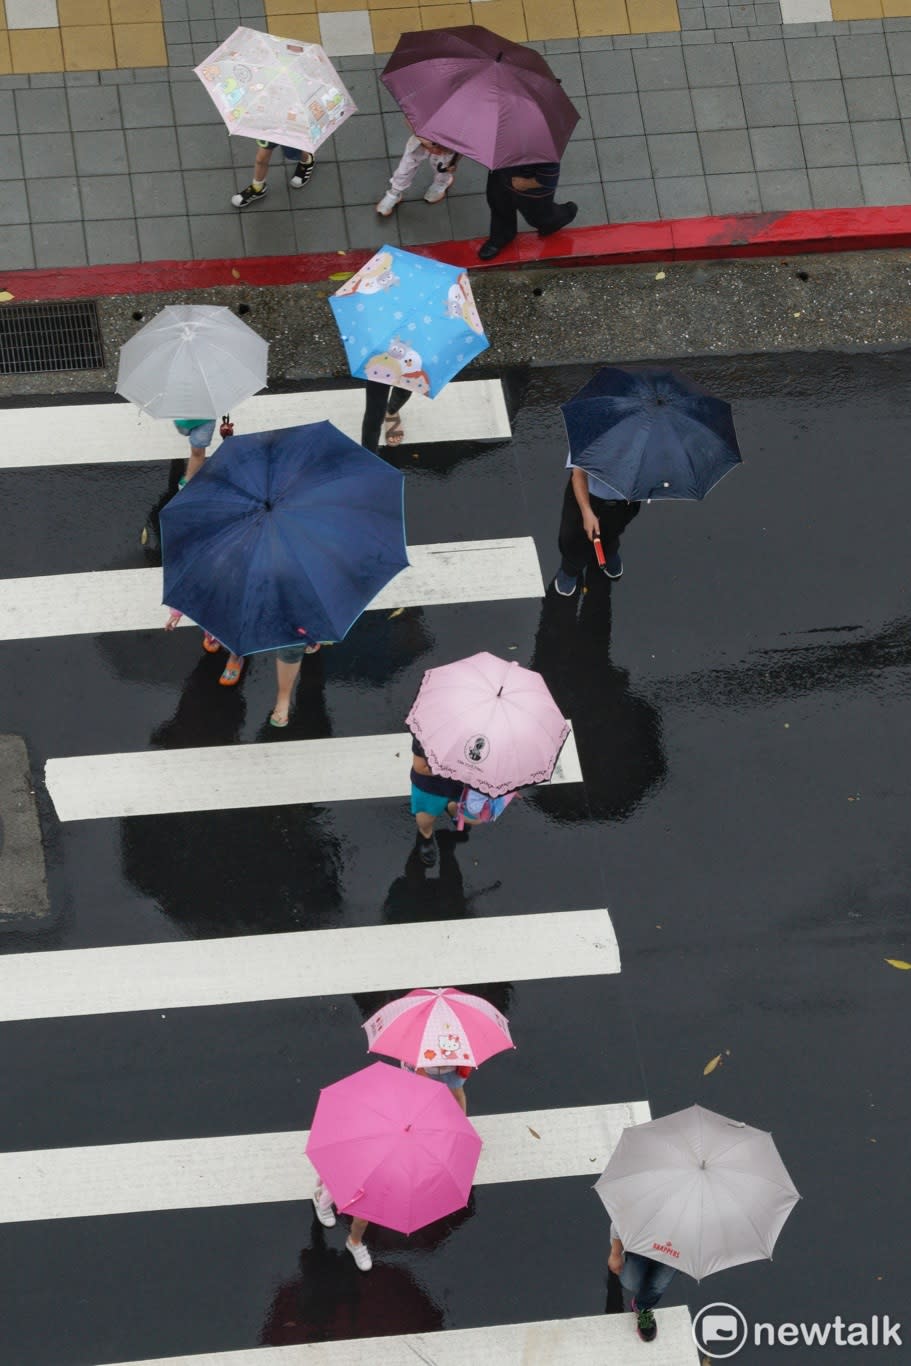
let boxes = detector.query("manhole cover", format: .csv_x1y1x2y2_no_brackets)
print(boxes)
0,299,104,375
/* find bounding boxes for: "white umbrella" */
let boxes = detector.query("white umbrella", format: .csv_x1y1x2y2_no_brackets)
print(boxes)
116,305,268,420
594,1104,800,1281
195,26,356,151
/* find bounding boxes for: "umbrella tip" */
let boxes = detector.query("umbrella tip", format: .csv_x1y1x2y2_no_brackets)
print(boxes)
496,50,503,60
496,685,503,697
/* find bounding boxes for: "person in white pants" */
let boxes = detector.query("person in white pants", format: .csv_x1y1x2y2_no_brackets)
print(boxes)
313,1181,372,1271
376,131,460,216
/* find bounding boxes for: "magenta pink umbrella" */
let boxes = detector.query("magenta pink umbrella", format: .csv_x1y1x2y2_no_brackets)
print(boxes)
406,651,570,797
305,1061,482,1234
364,987,514,1069
381,26,580,170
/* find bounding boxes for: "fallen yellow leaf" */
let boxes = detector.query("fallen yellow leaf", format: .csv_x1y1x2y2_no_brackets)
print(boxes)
0,290,14,302
885,958,911,970
329,271,354,281
703,1054,723,1075
655,271,666,280
388,607,404,619
528,1127,541,1139
231,268,240,279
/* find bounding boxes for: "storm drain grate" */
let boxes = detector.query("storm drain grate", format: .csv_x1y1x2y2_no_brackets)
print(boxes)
0,300,105,376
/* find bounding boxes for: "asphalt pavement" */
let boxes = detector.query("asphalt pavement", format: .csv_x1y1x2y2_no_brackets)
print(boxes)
0,353,909,1364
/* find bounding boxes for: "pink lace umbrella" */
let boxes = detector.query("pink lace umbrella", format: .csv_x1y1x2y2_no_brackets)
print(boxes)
364,987,514,1069
305,1062,482,1235
406,651,570,797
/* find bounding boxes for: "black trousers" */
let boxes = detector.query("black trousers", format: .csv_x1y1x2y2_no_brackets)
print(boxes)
485,169,570,247
361,381,412,455
558,476,640,577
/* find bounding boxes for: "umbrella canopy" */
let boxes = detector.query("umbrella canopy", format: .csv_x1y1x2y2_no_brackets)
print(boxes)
305,1061,482,1234
160,421,408,657
195,26,356,151
330,246,488,399
117,305,268,420
381,26,579,170
561,367,743,502
364,987,514,1069
406,651,570,797
594,1104,800,1281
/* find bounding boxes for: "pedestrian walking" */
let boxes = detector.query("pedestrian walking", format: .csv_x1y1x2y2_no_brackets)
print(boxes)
400,1060,471,1113
376,128,460,216
268,637,322,728
312,1180,372,1271
172,417,217,487
164,608,245,687
477,162,577,260
608,1221,676,1344
361,379,412,455
554,464,640,596
410,736,463,867
231,139,315,208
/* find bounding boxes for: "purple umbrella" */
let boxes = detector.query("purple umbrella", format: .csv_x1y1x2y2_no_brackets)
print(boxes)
381,26,580,170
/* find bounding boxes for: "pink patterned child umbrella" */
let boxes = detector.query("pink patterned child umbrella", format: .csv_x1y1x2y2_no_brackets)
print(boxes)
305,1061,482,1235
364,987,514,1070
406,651,571,797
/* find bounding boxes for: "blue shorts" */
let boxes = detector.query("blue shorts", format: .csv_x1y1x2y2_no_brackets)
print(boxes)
257,140,301,159
275,641,318,664
410,786,452,817
403,1063,465,1091
182,420,216,449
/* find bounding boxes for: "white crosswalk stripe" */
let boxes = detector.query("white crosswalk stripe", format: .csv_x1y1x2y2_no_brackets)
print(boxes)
0,536,544,641
0,381,511,470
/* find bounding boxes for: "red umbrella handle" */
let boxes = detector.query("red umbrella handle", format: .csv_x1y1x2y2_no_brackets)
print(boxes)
593,534,606,567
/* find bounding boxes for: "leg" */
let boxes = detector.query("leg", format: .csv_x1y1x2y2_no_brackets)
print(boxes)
451,1085,467,1114
557,476,593,579
425,149,458,203
349,1217,369,1245
390,137,426,194
636,1262,676,1313
415,811,436,839
252,144,272,187
271,657,302,726
184,443,206,482
347,1216,373,1270
361,380,390,454
618,1251,648,1309
485,170,518,247
218,653,244,686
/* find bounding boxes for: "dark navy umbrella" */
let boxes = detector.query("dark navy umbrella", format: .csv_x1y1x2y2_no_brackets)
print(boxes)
160,421,408,657
561,368,742,501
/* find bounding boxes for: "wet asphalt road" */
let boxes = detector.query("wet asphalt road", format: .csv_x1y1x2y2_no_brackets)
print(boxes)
0,353,909,1363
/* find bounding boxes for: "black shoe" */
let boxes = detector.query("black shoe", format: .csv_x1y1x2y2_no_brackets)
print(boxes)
478,239,510,260
604,551,623,579
539,201,578,237
291,155,314,187
417,835,437,867
232,182,268,209
636,1308,657,1343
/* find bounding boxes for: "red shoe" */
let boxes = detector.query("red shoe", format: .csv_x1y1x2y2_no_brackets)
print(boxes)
202,633,221,653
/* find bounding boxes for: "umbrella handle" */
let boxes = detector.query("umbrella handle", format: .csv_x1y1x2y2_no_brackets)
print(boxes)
220,415,234,438
592,534,606,567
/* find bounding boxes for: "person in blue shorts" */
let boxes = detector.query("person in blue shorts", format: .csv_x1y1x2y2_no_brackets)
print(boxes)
232,140,315,209
172,417,216,486
410,735,462,868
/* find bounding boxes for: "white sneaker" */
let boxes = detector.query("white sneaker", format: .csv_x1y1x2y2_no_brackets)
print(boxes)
376,189,402,216
424,173,454,204
346,1237,373,1271
312,1189,336,1227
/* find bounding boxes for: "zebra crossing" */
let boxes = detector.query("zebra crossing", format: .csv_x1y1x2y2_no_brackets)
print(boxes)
0,383,698,1365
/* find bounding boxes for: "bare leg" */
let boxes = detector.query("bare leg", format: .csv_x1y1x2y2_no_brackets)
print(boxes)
271,657,302,725
349,1217,369,1245
415,811,436,839
252,145,273,187
451,1086,467,1114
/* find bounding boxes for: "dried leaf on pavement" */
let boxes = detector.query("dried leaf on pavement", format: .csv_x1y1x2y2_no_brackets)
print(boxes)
528,1127,541,1139
388,607,405,619
703,1054,723,1075
885,958,911,970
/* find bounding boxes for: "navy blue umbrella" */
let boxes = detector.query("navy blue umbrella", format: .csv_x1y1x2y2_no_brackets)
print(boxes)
160,421,408,657
560,368,742,501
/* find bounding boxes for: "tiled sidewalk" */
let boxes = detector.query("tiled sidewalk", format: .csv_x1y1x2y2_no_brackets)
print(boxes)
4,0,911,269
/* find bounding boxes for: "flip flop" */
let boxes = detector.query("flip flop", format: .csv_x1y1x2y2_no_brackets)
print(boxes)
269,709,289,727
218,661,244,686
202,633,221,653
384,412,404,447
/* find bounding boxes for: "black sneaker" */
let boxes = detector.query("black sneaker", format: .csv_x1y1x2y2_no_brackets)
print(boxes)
604,551,623,579
539,201,578,237
417,835,437,867
232,183,268,209
636,1308,657,1343
291,155,314,188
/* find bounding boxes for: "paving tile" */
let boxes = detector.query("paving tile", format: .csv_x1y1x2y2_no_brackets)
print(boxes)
21,133,76,177
341,67,381,115
0,224,34,269
119,82,175,126
627,0,680,32
332,113,388,159
132,67,172,82
706,168,762,209
885,31,911,70
784,35,839,78
74,129,129,175
681,28,717,42
338,154,393,204
756,166,811,205
808,163,865,202
14,88,69,133
581,48,637,92
595,133,652,179
165,20,191,44
0,134,24,180
851,116,907,158
240,206,297,255
792,79,848,122
0,93,17,137
588,91,645,135
780,0,830,18
561,179,608,224
733,37,789,81
640,87,696,131
33,222,88,269
0,179,29,224
67,87,123,132
296,160,344,208
835,32,890,73
705,5,733,25
647,129,703,172
382,111,410,157
132,170,188,216
754,2,782,21
0,79,31,91
79,173,137,219
346,199,402,245
749,122,805,166
86,217,141,265
683,42,739,83
292,203,349,251
181,167,239,215
175,123,231,168
604,175,660,220
680,7,708,28
447,156,488,197
189,18,217,39
800,120,857,163
891,71,911,110
28,73,65,87
168,42,195,65
632,45,687,87
858,159,911,198
655,173,710,214
698,127,754,170
843,74,900,117
26,176,82,223
691,85,748,128
545,52,586,96
189,212,245,257
742,81,798,123
559,138,601,181
137,213,193,260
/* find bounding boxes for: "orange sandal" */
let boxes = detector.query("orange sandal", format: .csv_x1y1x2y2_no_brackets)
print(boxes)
218,659,244,686
202,633,221,653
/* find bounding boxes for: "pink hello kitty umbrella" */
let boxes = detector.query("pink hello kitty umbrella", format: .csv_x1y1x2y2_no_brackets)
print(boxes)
364,987,514,1069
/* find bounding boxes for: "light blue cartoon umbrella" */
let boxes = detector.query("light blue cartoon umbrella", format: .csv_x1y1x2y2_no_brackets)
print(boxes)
329,245,489,399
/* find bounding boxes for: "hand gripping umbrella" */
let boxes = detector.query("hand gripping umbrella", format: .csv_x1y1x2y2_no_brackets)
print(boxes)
363,987,514,1069
381,25,579,170
594,1104,800,1281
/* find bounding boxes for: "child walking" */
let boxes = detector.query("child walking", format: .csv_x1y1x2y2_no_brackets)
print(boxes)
376,130,460,217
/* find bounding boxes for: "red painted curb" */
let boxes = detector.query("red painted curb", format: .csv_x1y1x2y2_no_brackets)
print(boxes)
3,205,911,302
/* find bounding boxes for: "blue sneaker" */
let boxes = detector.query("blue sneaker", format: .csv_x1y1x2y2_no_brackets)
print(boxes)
604,552,623,579
554,569,578,596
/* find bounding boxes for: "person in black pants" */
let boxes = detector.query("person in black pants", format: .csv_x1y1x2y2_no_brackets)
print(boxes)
478,162,578,260
555,467,640,595
361,380,412,456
